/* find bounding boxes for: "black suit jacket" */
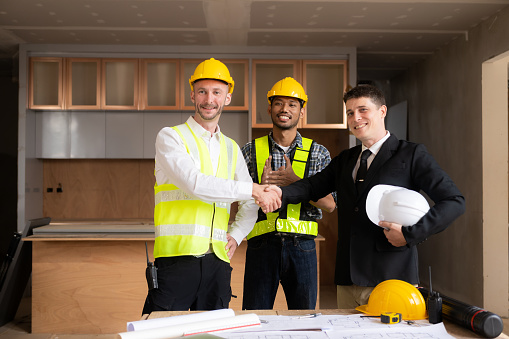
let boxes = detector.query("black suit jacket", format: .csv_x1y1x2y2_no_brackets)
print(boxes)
281,134,465,286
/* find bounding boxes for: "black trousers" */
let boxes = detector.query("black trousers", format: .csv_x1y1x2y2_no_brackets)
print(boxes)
142,254,232,314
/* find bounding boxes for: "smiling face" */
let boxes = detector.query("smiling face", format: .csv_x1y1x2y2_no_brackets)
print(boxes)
190,79,231,124
346,96,387,147
269,96,304,131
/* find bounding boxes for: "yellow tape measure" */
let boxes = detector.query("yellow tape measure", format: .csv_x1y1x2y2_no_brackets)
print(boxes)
381,312,402,324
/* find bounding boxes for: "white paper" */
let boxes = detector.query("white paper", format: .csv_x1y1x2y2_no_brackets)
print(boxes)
244,314,330,332
127,308,235,331
322,313,430,330
216,330,329,339
117,313,261,339
326,322,454,339
224,314,454,339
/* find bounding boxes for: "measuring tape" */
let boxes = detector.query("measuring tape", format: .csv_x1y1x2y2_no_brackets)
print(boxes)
381,312,402,324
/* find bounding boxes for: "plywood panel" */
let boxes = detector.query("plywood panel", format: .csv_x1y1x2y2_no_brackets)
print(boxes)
43,159,155,219
139,160,156,219
32,240,150,334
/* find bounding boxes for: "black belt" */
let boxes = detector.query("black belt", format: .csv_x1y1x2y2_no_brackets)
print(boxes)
155,253,214,267
275,232,315,240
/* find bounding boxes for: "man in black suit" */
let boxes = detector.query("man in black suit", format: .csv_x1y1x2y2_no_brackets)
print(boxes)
268,84,465,308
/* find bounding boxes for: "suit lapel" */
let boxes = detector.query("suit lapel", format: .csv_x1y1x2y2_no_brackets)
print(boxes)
346,146,362,197
358,134,399,195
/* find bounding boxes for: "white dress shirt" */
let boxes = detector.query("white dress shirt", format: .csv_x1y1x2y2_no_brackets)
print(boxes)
353,131,391,180
154,116,258,246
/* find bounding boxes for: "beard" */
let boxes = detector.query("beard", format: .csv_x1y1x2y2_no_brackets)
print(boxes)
196,103,224,121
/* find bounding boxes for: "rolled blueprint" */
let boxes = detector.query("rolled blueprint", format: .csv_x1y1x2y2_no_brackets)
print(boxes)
118,313,261,339
127,308,235,331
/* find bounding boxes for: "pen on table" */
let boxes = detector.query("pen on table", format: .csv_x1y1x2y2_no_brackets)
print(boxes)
296,312,322,319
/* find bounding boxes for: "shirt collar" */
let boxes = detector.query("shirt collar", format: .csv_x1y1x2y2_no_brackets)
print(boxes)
268,131,303,151
186,116,221,139
362,130,391,155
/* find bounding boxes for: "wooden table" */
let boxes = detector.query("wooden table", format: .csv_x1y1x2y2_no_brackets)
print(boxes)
24,222,324,334
148,309,509,338
25,227,154,334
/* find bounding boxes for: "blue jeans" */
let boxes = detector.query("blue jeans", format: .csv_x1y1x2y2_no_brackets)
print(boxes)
242,234,317,310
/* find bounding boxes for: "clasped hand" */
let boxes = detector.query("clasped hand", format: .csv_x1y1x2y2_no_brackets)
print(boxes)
252,183,282,214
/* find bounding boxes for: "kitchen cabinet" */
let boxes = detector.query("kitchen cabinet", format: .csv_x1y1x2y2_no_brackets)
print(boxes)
70,111,106,158
143,112,184,158
35,111,69,158
181,59,249,111
66,58,101,109
29,57,64,110
30,57,248,112
141,59,179,110
302,60,348,129
30,57,139,110
252,60,299,128
105,112,144,158
37,111,183,159
101,59,139,110
252,59,348,129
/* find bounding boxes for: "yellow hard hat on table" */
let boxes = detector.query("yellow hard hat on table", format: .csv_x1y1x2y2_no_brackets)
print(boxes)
356,279,427,320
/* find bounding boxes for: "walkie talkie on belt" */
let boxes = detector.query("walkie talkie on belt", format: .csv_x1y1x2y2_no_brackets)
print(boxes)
145,242,158,290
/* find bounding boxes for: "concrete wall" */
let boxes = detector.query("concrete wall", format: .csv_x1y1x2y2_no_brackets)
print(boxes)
390,6,509,314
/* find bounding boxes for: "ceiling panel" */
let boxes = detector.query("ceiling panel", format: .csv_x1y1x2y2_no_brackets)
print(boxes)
249,1,505,30
248,31,461,52
0,0,508,80
0,0,207,28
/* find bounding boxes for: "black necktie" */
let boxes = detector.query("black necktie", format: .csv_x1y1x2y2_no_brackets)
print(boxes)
356,149,372,188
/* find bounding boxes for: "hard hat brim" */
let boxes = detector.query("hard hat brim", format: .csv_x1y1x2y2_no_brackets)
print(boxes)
355,304,372,315
366,184,402,226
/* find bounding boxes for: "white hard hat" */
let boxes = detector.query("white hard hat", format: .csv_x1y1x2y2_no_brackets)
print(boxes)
366,184,430,227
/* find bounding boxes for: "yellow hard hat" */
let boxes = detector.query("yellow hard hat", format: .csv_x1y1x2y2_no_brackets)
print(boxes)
267,77,308,107
189,58,234,94
355,280,427,320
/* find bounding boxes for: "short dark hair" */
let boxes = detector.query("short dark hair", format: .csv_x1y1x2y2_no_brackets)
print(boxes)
343,84,386,107
269,96,305,109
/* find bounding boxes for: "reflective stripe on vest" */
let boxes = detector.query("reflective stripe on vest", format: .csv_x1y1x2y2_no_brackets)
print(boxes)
246,135,318,240
153,122,238,262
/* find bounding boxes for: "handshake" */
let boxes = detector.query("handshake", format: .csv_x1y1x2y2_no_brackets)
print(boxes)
252,183,282,214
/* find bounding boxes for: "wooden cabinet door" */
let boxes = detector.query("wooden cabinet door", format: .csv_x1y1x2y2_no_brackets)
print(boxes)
302,60,348,129
29,57,64,109
141,59,179,110
67,58,101,110
252,60,299,128
101,59,139,110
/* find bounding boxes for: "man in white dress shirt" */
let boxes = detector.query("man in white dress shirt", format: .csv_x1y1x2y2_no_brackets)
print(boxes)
142,58,280,313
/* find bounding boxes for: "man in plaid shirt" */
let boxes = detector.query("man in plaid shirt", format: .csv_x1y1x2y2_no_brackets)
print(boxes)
241,77,336,310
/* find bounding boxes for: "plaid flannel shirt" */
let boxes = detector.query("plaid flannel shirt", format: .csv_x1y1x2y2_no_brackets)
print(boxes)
241,131,336,220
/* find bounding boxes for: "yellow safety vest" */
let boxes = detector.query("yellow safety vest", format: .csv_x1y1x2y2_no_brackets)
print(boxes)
153,122,238,263
246,135,318,240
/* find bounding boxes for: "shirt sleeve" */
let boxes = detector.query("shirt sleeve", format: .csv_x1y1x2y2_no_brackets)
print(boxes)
154,127,253,203
313,143,337,203
228,146,259,246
